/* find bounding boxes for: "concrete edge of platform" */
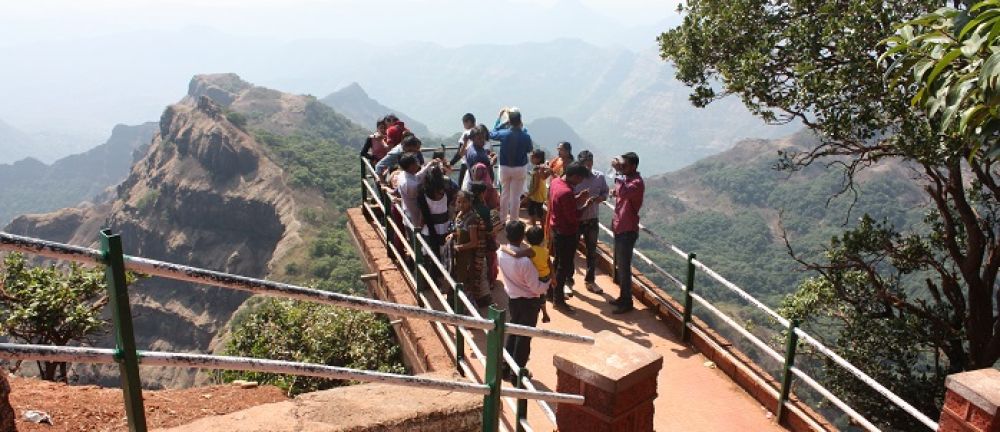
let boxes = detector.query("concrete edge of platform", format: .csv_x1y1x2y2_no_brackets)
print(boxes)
346,207,455,374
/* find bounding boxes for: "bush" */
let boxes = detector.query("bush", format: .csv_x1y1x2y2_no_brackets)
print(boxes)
221,298,404,395
225,111,248,129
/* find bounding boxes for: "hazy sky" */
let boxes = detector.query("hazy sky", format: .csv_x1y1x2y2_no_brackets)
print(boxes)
1,0,681,47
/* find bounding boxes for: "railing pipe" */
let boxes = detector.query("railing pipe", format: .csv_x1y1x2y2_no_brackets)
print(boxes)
776,319,801,423
454,282,467,375
516,367,530,432
681,252,696,342
100,229,147,432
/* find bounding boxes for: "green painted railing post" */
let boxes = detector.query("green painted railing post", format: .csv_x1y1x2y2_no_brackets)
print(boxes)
453,283,466,376
681,253,697,342
360,157,367,204
482,305,506,432
410,229,425,291
100,229,147,432
777,319,801,424
515,367,529,432
379,189,392,252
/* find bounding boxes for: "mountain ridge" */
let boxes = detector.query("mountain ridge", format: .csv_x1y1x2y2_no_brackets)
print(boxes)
320,82,432,137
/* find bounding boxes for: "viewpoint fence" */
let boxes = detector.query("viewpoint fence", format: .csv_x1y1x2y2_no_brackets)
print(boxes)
360,152,593,432
365,144,939,431
591,200,939,431
0,228,587,432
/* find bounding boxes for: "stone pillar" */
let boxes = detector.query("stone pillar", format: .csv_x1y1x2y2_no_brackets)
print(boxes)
554,330,663,432
939,368,1000,432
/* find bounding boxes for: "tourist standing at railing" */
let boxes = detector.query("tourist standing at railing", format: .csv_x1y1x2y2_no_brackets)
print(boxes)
394,153,441,229
548,141,573,179
609,152,644,314
496,220,548,382
570,150,608,294
469,162,499,210
449,191,489,307
470,183,503,302
460,126,494,191
418,167,455,274
384,114,408,149
360,118,389,162
490,109,533,224
374,134,424,178
547,163,593,314
525,149,549,226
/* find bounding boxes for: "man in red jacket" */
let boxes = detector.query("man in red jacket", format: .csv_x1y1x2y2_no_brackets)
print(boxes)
609,152,645,314
384,114,408,148
548,162,593,313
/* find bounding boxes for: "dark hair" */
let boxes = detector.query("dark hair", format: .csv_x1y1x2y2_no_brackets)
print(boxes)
423,167,446,194
508,110,522,126
458,189,475,202
469,183,487,205
558,141,573,155
462,113,476,123
475,124,489,137
505,220,526,243
621,152,639,168
401,134,422,149
376,119,386,129
399,152,419,170
564,162,590,179
525,225,544,246
577,150,593,162
384,114,399,123
531,149,545,161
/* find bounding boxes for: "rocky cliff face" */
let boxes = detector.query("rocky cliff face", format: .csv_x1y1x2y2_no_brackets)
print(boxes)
3,74,332,387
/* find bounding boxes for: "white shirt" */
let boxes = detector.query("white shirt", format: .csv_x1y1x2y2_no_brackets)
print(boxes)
496,244,548,299
397,164,432,227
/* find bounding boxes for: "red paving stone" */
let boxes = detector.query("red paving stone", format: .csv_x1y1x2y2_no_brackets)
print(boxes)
484,254,785,432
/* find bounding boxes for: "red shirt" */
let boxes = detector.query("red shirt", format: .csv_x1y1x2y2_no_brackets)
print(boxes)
612,173,644,234
548,177,579,235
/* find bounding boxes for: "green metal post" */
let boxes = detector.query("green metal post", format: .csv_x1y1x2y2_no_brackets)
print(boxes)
100,229,147,432
776,319,801,424
453,283,466,375
410,230,425,292
482,305,506,432
681,253,697,342
360,157,367,205
515,367,529,432
379,188,392,252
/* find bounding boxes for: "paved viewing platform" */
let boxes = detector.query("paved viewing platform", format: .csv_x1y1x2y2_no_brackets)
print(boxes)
490,254,785,432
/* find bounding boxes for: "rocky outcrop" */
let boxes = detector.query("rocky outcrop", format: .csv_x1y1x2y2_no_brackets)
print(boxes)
4,74,312,388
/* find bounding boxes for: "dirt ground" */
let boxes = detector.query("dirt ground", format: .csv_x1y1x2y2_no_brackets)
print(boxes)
7,374,287,432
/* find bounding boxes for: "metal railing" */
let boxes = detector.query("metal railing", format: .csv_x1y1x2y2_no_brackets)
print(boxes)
361,155,593,432
0,229,586,432
595,201,939,431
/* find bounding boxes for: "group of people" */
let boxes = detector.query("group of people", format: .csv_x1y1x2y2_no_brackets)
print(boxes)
363,108,645,381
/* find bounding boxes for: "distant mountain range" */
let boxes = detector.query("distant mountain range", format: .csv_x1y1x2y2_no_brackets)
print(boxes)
0,119,36,164
0,122,158,225
320,83,431,138
0,34,795,174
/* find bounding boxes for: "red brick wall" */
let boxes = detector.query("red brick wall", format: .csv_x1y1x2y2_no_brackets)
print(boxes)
939,389,999,432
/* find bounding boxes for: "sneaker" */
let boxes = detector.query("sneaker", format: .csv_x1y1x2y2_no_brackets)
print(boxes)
586,282,603,294
553,302,576,314
564,286,574,298
612,305,634,314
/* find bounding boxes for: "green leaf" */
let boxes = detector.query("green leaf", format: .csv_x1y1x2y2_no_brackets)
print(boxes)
926,49,964,85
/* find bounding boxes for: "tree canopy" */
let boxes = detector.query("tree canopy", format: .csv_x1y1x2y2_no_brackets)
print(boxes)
661,0,999,429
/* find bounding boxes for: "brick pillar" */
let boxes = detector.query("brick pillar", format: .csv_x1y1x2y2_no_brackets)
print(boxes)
554,330,663,432
938,368,1000,432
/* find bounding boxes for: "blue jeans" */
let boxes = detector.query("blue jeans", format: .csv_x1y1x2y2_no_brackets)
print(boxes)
614,231,638,306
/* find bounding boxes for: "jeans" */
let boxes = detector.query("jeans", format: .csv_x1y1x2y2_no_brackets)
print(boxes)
505,296,543,371
578,219,599,281
614,231,639,307
552,232,580,304
498,165,527,223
